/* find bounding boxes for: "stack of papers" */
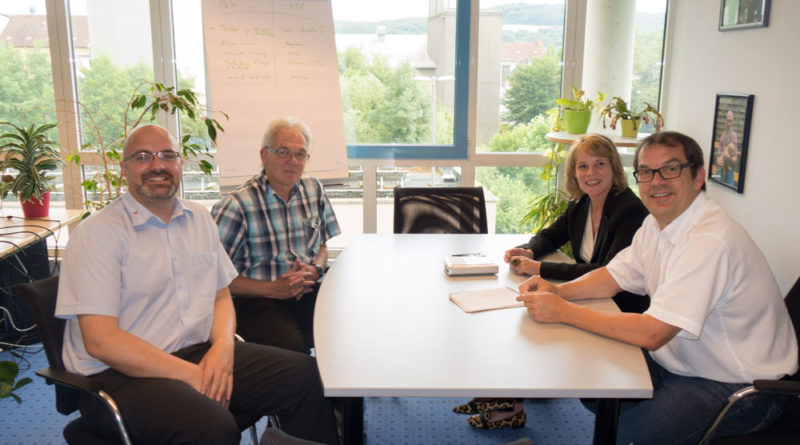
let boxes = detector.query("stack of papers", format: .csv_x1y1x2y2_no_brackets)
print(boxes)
443,254,499,276
449,286,523,313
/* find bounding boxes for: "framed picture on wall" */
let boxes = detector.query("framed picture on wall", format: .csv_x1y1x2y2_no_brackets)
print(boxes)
719,0,770,30
709,93,754,193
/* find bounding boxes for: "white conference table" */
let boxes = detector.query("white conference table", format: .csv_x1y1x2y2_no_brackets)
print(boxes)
315,234,652,445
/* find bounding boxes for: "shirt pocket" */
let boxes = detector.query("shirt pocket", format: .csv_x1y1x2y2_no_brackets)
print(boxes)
304,217,322,251
185,252,219,336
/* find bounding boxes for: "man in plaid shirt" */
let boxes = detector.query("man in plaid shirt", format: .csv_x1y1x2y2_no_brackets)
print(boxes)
212,117,341,354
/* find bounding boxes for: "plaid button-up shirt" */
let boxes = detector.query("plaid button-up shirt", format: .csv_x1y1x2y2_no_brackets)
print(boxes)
211,171,341,281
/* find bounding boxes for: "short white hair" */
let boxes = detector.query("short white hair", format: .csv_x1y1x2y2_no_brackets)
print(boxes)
261,117,312,151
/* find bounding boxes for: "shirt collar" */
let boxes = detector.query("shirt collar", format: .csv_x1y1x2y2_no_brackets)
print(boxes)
660,192,708,243
121,192,191,228
258,170,300,201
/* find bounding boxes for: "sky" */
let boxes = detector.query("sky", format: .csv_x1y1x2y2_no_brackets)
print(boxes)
3,0,667,21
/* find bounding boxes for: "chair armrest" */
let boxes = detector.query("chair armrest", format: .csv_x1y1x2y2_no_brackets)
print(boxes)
753,379,800,396
36,367,103,393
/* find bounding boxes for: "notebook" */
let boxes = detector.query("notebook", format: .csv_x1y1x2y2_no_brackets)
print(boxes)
449,286,523,313
443,254,499,276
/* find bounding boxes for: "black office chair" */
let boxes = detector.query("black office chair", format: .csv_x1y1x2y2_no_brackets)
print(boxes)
393,186,488,234
18,276,261,445
699,276,800,445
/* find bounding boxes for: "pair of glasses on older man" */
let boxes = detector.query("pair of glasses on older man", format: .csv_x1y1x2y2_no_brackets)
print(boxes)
633,162,693,183
265,146,311,162
123,151,181,163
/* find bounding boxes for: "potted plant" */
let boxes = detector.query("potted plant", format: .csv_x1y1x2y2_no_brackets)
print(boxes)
0,122,63,218
555,86,604,135
0,360,32,404
599,96,664,137
68,82,227,215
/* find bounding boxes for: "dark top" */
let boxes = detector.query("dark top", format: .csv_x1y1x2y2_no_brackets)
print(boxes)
519,187,650,313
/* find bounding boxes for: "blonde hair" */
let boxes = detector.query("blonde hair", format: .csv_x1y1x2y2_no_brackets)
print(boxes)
564,134,628,200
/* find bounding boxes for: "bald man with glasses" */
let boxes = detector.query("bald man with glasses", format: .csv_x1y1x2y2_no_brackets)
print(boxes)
212,117,341,355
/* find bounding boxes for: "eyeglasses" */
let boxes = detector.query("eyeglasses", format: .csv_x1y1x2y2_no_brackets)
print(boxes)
633,163,693,183
124,150,181,164
265,147,310,162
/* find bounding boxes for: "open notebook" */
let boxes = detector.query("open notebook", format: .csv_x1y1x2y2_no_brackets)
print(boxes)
449,286,523,313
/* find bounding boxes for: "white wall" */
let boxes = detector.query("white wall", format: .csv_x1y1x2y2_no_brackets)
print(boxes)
662,1,800,293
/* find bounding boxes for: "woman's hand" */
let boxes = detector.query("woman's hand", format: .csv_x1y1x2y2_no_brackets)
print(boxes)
504,248,533,263
509,257,541,276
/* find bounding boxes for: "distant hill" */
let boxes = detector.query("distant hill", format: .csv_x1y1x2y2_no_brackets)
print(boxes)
335,4,664,36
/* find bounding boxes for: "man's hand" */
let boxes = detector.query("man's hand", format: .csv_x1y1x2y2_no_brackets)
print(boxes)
516,291,569,323
273,260,316,300
504,247,533,263
508,257,541,276
518,275,557,294
198,341,234,408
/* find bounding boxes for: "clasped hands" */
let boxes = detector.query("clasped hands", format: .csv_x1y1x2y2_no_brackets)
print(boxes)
275,259,318,300
514,275,570,324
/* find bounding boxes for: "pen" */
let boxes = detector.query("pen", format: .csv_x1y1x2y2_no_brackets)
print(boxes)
451,253,485,257
506,285,520,295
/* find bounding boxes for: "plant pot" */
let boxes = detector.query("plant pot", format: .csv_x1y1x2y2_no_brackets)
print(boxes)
20,192,50,218
563,110,592,135
620,118,642,138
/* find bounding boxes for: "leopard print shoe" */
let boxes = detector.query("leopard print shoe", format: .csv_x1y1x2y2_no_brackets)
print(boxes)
453,398,517,414
466,406,526,430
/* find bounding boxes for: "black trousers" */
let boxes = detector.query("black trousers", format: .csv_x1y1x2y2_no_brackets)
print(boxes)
79,341,337,445
233,284,319,354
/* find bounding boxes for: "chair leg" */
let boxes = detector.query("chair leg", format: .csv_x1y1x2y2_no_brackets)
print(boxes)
95,390,132,445
249,424,259,445
698,385,758,445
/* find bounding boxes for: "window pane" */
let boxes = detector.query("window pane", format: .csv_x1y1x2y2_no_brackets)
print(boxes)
476,0,566,153
173,0,221,201
632,0,668,133
333,0,456,145
0,2,61,205
72,0,154,205
477,166,546,234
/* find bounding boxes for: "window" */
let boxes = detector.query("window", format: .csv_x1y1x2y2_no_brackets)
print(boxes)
0,2,60,205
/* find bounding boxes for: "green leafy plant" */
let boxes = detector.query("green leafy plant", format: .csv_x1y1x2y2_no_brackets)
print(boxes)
0,122,63,203
68,82,227,213
555,86,605,112
598,96,664,132
520,139,571,257
0,360,32,404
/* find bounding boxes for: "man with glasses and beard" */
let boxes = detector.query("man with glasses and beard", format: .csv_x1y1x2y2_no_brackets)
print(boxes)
56,124,337,444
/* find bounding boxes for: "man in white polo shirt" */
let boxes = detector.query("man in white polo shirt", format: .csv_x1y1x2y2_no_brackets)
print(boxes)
516,131,797,444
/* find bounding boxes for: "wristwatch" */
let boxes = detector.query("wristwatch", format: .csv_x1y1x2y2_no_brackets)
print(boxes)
313,263,325,280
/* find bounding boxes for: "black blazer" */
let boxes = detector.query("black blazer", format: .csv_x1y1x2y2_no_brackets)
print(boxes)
519,187,650,313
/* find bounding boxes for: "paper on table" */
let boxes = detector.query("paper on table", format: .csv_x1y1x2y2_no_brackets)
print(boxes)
449,286,523,313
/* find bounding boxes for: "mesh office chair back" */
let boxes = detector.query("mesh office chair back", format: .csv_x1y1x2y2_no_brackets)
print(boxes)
393,187,488,234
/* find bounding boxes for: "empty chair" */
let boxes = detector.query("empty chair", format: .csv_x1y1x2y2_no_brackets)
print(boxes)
393,186,488,234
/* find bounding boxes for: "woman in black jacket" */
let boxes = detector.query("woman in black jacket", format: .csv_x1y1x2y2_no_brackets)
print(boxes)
505,133,649,313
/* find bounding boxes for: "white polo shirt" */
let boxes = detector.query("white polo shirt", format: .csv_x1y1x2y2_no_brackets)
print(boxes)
56,193,239,376
607,193,797,383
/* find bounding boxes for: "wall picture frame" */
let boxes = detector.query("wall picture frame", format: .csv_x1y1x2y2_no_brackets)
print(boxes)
719,0,770,31
709,93,754,193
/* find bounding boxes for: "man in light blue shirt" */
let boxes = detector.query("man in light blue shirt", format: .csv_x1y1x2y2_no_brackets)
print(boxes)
56,124,336,444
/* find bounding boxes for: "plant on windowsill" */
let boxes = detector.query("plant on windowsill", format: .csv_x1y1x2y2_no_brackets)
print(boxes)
0,122,63,218
556,86,604,135
0,360,32,404
598,96,664,138
68,82,227,216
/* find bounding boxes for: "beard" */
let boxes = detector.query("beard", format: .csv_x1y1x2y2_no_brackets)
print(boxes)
135,171,179,200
